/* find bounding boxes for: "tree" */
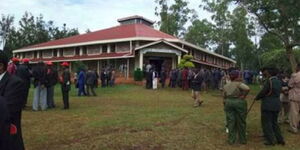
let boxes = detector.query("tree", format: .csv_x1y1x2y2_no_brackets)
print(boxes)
229,6,256,70
0,15,14,56
259,32,284,53
155,0,194,37
234,0,300,72
201,0,232,57
185,19,214,49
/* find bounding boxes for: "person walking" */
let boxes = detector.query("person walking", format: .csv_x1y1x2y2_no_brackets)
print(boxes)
182,67,189,90
86,68,97,96
77,69,86,96
160,68,167,88
278,74,289,123
60,62,71,109
223,70,250,145
191,69,204,107
32,61,48,111
255,67,285,146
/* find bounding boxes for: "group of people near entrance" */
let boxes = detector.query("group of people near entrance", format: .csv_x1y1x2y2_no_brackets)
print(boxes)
74,67,116,97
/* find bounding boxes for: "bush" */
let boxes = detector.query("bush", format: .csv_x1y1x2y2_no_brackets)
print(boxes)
183,54,193,60
178,54,195,69
184,61,195,68
134,68,143,81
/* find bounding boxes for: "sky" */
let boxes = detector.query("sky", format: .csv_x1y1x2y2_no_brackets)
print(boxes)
0,0,212,33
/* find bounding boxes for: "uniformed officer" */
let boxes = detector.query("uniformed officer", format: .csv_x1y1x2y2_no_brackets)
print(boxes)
60,62,71,109
223,70,250,144
255,67,285,146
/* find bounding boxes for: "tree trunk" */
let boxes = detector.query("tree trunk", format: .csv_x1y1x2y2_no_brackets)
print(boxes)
286,46,297,73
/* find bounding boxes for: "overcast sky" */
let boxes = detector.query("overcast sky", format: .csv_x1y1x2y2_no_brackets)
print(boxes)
0,0,212,33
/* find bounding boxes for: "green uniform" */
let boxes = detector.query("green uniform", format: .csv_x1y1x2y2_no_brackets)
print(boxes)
223,81,249,144
255,76,284,145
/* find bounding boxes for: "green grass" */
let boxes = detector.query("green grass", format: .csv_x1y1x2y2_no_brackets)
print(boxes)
22,84,300,150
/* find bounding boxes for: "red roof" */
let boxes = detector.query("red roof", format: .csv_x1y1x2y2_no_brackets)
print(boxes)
20,24,177,50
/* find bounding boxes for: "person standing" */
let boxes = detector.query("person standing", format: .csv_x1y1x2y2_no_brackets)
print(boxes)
0,96,10,150
160,68,167,88
0,52,26,150
182,67,189,90
152,69,158,90
146,69,153,89
288,64,300,133
223,70,250,145
7,57,19,75
60,62,71,109
15,58,32,108
170,69,177,88
86,68,97,96
109,69,116,87
45,61,58,108
77,69,86,96
100,70,107,87
255,68,285,146
32,61,48,111
191,69,204,107
278,74,289,123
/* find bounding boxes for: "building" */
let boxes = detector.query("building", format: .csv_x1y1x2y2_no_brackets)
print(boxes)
13,15,235,78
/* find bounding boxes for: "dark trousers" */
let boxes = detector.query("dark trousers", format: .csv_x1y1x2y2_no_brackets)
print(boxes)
61,87,69,109
261,111,284,144
10,111,25,150
161,79,166,88
22,86,30,108
47,86,55,108
87,84,96,96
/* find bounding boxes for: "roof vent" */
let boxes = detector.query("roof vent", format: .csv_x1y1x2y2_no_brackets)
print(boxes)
117,15,154,27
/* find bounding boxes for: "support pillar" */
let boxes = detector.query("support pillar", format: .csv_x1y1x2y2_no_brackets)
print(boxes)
139,51,143,70
177,55,181,66
126,58,130,79
97,60,100,74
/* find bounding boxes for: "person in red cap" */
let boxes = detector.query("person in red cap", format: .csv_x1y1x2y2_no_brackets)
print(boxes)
7,57,19,75
15,58,32,109
45,61,58,109
60,62,71,109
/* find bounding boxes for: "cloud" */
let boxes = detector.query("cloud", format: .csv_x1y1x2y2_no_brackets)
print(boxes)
0,0,210,33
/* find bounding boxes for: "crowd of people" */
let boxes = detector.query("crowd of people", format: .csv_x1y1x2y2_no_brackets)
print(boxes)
2,52,300,148
74,67,116,97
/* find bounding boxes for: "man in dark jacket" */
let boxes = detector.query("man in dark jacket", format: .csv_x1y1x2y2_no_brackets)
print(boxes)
191,69,204,107
0,96,11,150
255,67,285,146
32,61,48,111
86,68,97,96
60,62,71,109
15,58,32,108
46,61,58,108
0,51,25,150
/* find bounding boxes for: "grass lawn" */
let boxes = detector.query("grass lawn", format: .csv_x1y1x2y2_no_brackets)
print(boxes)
22,84,300,150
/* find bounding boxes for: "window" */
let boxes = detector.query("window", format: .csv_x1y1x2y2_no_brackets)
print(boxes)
75,47,80,55
82,46,87,55
63,48,75,56
53,49,57,57
87,45,100,55
102,45,107,53
111,44,116,53
43,50,53,58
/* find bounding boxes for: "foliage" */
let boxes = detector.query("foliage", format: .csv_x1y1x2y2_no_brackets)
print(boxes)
178,54,194,69
155,0,195,37
259,32,284,53
185,19,214,49
133,68,143,81
234,0,300,72
73,61,87,73
261,49,300,73
0,12,79,57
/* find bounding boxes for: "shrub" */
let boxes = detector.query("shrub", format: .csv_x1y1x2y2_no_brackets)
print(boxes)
134,68,143,81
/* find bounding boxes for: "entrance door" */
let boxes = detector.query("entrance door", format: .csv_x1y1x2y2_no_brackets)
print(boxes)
149,57,164,75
